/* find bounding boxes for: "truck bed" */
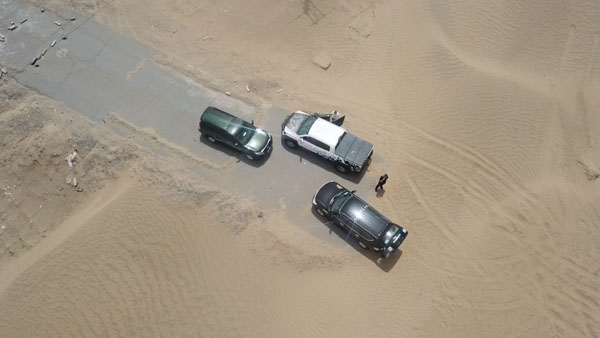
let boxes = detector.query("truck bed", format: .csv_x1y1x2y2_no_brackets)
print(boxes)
334,133,373,166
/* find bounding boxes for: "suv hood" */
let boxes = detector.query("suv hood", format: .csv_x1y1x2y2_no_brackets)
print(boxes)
246,129,270,152
314,181,346,208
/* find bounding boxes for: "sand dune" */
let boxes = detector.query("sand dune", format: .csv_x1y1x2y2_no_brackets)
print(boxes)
4,0,600,336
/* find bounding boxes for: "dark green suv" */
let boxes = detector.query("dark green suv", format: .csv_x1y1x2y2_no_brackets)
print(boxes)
198,106,273,160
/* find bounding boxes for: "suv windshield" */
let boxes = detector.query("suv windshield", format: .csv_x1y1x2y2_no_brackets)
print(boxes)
330,191,352,213
297,115,317,135
232,121,256,144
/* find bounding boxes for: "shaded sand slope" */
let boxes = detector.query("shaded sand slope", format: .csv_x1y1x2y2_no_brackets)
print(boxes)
0,174,134,295
0,176,420,338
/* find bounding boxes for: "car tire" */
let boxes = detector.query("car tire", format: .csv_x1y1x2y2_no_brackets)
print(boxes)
335,164,349,173
245,153,255,161
207,135,216,143
358,241,368,250
284,138,298,149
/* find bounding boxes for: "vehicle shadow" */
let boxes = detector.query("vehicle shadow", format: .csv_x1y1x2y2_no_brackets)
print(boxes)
311,208,402,272
280,139,368,184
199,135,269,168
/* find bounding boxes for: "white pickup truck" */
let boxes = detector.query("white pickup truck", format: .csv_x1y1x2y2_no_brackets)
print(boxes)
281,111,373,173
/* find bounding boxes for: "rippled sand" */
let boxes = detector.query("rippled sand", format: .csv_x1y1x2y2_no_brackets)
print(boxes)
3,0,600,336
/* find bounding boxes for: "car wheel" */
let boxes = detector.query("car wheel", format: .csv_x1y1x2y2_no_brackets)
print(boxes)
207,135,216,143
335,164,349,173
358,241,368,250
284,138,298,149
245,153,255,161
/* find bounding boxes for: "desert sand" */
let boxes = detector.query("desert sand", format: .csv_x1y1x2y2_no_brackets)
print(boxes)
1,0,600,337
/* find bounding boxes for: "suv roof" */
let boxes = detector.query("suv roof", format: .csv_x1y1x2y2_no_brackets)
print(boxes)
201,107,235,130
341,196,391,237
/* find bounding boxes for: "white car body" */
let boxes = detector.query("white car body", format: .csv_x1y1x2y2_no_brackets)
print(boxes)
281,111,373,172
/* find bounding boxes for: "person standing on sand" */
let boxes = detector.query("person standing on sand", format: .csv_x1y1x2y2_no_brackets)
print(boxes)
375,174,388,192
331,110,340,122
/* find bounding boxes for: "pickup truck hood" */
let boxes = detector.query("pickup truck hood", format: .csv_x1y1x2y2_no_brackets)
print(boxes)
334,133,373,166
282,112,307,134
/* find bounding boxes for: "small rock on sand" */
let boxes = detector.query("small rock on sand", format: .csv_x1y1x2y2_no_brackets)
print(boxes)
313,52,331,70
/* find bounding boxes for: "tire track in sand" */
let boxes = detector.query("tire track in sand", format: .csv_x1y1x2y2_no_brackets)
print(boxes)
422,1,551,97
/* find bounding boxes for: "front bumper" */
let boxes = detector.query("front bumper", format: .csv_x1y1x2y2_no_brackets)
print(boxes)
251,136,273,158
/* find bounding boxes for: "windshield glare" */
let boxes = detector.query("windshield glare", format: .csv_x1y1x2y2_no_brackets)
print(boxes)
234,122,256,144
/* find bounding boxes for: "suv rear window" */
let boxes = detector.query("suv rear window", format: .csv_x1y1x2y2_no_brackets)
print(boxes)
382,226,399,244
202,107,235,130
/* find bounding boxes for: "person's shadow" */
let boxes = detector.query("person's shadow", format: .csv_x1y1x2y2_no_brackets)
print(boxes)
376,188,385,198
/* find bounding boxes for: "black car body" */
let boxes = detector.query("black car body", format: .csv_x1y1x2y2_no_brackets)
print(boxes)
312,181,408,256
198,106,273,160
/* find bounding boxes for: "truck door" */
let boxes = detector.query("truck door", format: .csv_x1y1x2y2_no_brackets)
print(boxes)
304,136,331,158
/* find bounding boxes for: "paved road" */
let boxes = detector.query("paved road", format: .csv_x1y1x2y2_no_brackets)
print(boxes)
0,0,384,248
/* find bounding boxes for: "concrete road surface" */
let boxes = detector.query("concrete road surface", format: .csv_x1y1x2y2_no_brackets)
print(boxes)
0,0,386,251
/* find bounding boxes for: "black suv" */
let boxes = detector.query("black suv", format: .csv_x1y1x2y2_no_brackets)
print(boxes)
198,106,273,160
312,181,408,256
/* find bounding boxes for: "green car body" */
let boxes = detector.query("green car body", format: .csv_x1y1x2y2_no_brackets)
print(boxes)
198,106,273,160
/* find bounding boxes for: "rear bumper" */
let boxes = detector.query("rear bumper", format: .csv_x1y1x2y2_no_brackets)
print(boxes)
384,228,408,254
350,150,373,172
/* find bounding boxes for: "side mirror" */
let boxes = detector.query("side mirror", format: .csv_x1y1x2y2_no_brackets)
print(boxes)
251,120,254,125
351,190,356,193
